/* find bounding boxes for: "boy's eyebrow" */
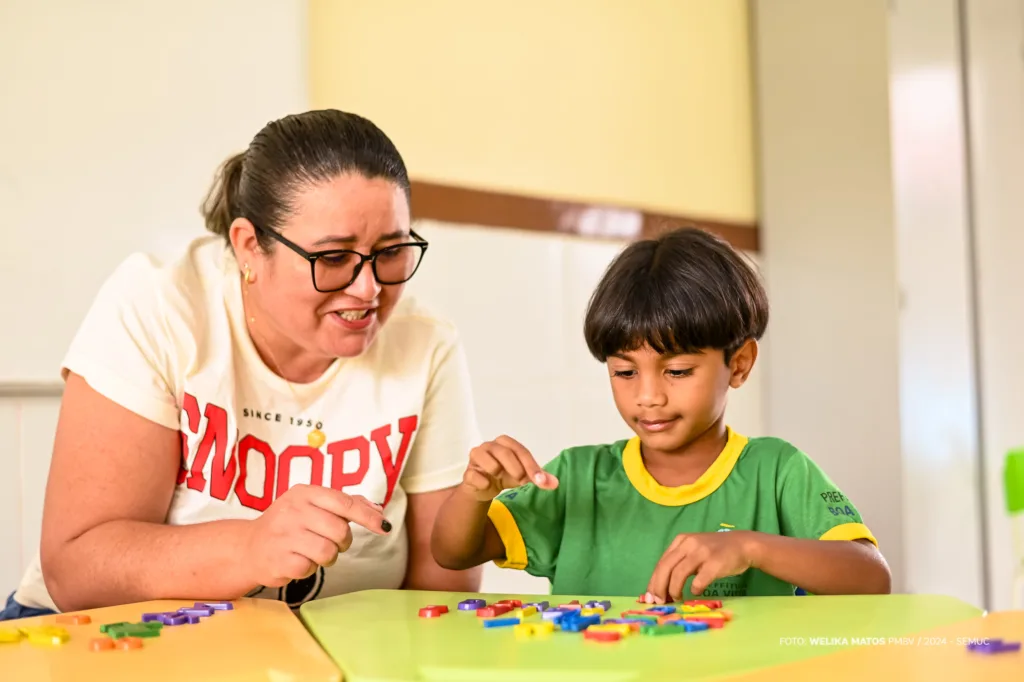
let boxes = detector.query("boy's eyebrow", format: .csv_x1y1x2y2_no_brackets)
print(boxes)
608,348,708,362
664,350,705,359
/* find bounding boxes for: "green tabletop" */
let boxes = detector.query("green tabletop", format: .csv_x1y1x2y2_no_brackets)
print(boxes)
299,590,982,681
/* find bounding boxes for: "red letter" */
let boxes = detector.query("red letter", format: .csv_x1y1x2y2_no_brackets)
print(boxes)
186,402,229,492
276,445,324,499
370,416,419,507
209,434,239,501
327,437,370,490
235,435,276,512
177,392,201,485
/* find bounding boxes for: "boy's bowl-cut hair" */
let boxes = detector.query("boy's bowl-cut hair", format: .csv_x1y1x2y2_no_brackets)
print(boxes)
583,227,769,363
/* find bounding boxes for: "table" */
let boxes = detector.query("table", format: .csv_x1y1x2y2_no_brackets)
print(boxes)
299,590,986,681
0,597,340,682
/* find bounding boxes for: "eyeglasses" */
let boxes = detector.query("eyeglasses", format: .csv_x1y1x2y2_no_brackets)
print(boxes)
252,224,429,293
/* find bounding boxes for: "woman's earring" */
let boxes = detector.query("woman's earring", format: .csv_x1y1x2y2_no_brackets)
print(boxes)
243,265,252,284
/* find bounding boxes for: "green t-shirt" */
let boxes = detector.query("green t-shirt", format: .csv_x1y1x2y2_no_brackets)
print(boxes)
487,428,876,598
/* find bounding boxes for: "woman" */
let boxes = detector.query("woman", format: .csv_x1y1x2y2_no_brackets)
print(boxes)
2,109,482,619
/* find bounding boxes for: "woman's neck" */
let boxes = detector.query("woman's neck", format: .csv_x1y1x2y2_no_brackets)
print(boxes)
243,297,334,385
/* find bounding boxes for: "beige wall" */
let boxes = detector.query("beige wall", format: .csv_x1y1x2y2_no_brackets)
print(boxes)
309,0,756,223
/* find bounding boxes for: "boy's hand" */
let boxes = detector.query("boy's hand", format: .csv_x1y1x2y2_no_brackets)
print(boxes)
645,531,757,603
460,435,559,502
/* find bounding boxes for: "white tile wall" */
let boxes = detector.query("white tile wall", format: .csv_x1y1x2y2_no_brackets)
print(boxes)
0,402,23,595
963,0,1024,611
0,222,767,599
18,401,60,573
0,397,60,596
887,0,985,607
752,0,906,591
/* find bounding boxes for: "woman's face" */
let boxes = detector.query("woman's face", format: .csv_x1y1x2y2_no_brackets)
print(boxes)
233,173,413,367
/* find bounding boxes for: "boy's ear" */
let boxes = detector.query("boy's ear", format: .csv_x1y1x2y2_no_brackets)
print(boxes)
728,339,758,388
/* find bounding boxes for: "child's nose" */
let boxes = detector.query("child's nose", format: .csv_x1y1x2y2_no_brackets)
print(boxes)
636,377,668,407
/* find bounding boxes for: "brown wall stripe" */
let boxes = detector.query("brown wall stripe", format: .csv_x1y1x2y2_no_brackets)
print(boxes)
410,180,760,251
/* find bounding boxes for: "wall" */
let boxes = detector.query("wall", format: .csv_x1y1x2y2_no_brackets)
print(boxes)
0,0,308,383
308,0,756,224
751,0,906,589
0,0,308,594
887,0,985,607
963,0,1024,612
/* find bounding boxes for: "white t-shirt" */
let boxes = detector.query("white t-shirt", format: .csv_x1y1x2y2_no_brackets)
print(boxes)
15,235,480,611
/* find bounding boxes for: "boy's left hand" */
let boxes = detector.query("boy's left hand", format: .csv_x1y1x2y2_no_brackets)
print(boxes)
646,531,757,603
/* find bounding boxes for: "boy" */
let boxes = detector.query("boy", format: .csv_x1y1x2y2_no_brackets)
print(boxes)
431,227,890,602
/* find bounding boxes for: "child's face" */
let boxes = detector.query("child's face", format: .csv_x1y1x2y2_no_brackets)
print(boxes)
605,341,757,454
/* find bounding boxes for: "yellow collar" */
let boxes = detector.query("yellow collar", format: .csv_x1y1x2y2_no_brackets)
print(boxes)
622,427,749,506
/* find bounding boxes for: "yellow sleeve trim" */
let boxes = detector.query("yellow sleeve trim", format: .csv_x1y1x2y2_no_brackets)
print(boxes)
486,499,529,570
820,522,878,547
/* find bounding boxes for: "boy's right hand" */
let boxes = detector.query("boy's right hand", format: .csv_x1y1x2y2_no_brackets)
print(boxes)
460,435,559,502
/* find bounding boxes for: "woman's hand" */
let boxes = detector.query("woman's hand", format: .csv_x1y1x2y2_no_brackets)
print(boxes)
243,484,392,588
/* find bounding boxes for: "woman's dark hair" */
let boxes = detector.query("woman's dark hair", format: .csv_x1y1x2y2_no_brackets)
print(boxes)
200,109,411,250
583,227,769,364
